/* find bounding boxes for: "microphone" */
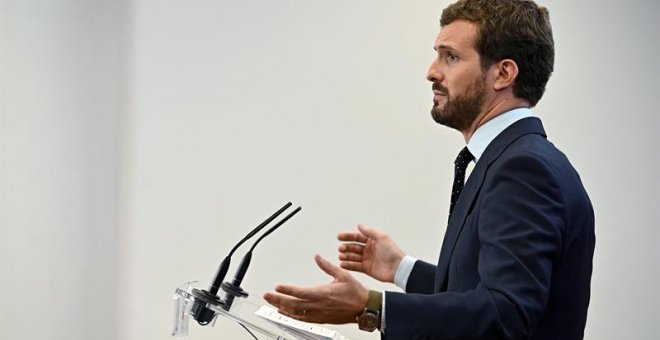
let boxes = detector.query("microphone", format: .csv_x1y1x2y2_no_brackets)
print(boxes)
189,202,300,325
208,202,293,296
221,206,302,310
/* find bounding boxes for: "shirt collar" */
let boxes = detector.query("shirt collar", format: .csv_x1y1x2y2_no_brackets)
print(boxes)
467,107,533,163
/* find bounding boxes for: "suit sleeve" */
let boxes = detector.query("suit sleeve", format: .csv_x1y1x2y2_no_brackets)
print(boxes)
383,154,565,340
405,260,437,294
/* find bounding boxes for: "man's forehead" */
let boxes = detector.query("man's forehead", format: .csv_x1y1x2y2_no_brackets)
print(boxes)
434,20,478,51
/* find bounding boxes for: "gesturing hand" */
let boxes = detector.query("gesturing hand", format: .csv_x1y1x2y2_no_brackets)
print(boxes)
337,224,405,283
263,254,369,324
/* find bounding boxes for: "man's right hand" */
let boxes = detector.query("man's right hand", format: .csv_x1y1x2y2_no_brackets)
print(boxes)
337,224,405,283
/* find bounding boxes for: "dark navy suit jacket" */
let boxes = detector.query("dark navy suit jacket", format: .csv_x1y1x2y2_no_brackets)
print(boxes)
384,117,595,339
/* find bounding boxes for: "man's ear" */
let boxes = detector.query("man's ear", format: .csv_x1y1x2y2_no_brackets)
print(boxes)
493,59,519,91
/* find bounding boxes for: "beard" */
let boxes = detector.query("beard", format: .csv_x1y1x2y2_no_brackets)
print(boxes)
431,74,486,132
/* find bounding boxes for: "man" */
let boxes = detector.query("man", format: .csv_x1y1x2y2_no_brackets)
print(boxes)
264,0,595,339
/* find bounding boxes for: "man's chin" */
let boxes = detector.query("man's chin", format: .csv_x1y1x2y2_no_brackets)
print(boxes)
431,107,448,125
432,108,465,131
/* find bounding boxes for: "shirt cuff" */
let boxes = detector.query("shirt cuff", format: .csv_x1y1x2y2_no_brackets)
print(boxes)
394,255,418,290
381,291,386,333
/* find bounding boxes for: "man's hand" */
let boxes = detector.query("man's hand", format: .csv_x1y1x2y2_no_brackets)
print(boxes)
337,224,405,283
263,254,369,324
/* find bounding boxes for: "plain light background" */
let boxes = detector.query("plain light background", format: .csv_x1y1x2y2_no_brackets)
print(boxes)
1,0,658,339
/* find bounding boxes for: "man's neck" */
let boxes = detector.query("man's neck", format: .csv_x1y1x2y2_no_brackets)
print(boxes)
462,98,530,143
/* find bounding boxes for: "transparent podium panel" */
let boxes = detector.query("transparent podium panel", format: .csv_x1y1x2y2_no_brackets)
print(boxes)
172,282,349,340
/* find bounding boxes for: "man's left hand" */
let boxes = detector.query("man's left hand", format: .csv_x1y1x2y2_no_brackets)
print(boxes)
263,254,369,324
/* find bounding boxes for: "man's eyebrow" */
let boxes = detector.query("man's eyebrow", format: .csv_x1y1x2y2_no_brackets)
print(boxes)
434,44,458,53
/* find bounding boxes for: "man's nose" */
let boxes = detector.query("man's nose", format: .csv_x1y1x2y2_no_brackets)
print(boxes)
426,58,443,83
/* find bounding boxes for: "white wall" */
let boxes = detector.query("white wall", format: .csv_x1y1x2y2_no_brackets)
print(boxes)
544,1,659,338
2,1,658,340
1,1,125,339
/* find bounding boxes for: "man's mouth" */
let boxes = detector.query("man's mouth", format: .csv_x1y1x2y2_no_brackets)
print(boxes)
433,90,446,102
432,83,448,100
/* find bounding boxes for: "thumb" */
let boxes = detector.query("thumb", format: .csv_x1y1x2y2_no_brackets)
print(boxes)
314,254,345,279
357,224,382,239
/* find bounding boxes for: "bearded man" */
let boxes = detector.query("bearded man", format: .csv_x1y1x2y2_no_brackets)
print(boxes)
265,1,595,339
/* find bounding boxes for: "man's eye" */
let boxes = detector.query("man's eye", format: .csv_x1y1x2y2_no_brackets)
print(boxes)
446,53,459,64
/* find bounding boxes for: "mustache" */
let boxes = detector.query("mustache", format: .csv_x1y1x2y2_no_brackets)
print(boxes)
432,83,448,95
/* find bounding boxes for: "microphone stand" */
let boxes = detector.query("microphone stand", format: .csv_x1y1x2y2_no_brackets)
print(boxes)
221,206,302,311
189,202,301,325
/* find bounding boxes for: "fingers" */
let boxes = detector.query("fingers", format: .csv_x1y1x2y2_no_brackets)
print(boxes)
264,281,333,324
338,243,365,263
338,251,363,262
275,284,321,300
339,261,364,272
337,229,367,273
263,291,312,321
314,254,345,278
337,231,368,243
338,224,383,242
278,307,311,322
265,285,318,312
338,242,364,253
357,224,382,239
338,244,365,273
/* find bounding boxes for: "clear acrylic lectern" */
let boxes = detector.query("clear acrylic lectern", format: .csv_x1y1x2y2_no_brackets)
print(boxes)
172,281,348,340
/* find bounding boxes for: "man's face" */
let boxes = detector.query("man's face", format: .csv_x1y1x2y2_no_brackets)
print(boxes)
427,20,488,132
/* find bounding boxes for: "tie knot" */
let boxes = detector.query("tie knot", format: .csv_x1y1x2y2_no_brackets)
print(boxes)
454,147,474,169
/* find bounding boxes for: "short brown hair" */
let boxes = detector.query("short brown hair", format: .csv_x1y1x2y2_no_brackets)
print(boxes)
441,0,554,107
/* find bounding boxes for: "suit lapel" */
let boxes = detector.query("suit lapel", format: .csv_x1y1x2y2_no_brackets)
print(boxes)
434,117,547,291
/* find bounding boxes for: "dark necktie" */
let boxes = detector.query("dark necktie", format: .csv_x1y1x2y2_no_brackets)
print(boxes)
449,147,474,219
